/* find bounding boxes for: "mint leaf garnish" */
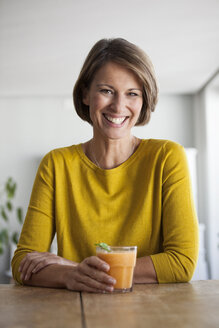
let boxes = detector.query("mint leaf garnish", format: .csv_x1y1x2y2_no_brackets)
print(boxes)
95,242,111,252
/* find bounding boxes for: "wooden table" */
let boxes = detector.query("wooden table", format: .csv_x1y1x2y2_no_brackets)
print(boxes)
0,280,219,328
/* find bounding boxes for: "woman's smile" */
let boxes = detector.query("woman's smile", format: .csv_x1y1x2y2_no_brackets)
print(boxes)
103,113,128,126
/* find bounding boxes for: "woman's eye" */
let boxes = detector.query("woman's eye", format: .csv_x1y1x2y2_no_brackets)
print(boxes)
128,92,138,96
100,89,113,94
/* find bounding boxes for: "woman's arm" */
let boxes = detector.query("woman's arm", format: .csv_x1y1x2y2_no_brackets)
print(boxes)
11,151,56,285
150,142,199,283
18,252,77,281
19,251,157,286
134,256,157,284
22,256,116,293
20,252,157,288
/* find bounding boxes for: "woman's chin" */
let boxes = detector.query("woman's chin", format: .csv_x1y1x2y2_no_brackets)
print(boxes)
98,130,131,141
93,121,133,140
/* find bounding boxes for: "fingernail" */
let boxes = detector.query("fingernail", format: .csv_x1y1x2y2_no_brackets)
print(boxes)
106,286,114,292
109,278,116,284
102,264,109,271
25,275,28,280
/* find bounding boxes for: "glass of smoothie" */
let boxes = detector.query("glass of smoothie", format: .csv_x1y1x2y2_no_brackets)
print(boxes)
96,245,137,293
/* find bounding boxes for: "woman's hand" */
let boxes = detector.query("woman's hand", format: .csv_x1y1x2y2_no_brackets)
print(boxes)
19,251,76,281
63,256,116,293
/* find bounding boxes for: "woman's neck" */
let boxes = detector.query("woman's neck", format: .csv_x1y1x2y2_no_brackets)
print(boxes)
83,135,140,169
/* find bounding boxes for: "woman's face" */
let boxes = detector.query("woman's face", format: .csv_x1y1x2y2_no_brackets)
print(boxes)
83,62,143,140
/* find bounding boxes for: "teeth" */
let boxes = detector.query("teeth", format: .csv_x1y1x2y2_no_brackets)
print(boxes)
105,115,126,124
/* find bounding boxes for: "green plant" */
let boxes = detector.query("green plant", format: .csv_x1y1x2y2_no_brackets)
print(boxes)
95,243,111,252
0,177,24,254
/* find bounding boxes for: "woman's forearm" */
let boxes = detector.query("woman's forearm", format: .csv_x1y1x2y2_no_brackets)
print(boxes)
134,256,158,284
23,257,116,293
23,264,75,288
22,255,158,289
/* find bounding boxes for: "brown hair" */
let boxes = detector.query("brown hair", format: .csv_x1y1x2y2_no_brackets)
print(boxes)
73,38,158,125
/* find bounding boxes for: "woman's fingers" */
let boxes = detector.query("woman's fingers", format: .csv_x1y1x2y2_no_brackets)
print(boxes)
19,252,77,282
64,256,116,293
19,252,55,281
25,257,51,280
78,273,114,292
65,268,114,293
78,261,116,286
19,252,41,280
31,262,46,274
21,262,36,281
19,252,36,273
84,256,110,272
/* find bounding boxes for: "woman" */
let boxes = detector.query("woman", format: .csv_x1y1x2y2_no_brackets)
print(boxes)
12,38,199,292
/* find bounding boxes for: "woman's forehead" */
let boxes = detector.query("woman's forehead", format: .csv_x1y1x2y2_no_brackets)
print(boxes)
91,62,142,87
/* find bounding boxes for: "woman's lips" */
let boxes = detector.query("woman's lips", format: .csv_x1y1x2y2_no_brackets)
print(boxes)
103,114,128,126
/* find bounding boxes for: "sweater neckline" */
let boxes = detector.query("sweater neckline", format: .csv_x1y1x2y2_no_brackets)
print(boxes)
76,139,148,175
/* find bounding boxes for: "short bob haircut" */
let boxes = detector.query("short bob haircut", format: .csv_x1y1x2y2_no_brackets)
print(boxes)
73,38,158,126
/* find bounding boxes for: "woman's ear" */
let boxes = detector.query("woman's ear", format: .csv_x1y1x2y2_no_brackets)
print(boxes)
82,88,90,106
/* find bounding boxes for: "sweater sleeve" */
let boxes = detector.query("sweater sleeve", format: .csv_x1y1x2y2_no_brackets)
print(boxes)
11,151,56,284
150,141,199,283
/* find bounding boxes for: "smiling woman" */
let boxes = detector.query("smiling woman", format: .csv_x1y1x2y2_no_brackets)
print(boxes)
73,38,158,127
81,62,144,160
11,38,199,292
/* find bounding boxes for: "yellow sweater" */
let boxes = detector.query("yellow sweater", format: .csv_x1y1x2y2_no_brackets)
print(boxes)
12,139,199,284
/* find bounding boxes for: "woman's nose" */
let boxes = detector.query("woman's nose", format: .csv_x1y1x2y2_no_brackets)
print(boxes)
110,94,126,113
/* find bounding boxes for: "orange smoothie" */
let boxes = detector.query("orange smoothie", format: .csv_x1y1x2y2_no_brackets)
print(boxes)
96,246,137,291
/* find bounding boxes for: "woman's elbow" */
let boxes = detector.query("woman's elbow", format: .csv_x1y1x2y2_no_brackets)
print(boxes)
11,249,27,285
174,256,198,282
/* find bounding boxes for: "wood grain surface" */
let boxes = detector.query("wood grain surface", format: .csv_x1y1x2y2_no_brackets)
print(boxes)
1,281,219,328
82,280,219,328
0,284,82,328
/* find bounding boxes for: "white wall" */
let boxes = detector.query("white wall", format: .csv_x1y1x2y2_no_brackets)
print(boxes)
134,94,194,147
205,88,219,279
194,90,208,225
0,94,194,272
194,81,219,279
